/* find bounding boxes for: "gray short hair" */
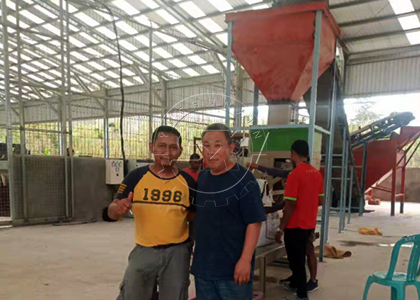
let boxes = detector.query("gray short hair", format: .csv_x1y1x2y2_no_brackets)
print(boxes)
201,123,232,144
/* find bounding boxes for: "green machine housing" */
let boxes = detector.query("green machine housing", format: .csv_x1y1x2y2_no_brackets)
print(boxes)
250,126,323,171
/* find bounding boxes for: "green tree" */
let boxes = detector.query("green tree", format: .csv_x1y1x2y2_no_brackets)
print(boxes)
349,104,382,132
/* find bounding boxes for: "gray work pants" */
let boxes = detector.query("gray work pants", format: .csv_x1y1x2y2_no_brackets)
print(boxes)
117,242,192,300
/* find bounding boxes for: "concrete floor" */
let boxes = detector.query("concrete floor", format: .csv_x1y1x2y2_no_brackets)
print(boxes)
1,201,420,300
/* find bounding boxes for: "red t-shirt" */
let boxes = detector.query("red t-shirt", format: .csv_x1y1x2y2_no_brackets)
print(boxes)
284,163,324,230
183,168,199,182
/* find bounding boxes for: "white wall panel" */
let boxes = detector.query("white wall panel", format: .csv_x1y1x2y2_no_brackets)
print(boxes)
345,56,420,97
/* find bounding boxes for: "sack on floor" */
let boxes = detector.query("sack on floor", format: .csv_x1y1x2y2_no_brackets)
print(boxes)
257,212,281,247
315,244,352,259
358,227,382,235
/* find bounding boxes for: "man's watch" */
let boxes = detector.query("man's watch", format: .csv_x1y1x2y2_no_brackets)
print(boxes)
276,228,283,233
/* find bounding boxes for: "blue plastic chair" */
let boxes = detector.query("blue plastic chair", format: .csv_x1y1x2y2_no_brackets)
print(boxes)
362,234,420,300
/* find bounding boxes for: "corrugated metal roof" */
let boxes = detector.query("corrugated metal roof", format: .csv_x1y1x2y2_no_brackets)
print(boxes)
345,55,420,96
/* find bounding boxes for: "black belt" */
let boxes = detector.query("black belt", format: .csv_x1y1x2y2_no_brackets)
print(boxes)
150,238,191,249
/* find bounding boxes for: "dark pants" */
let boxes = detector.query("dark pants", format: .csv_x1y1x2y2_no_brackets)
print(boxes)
284,228,313,299
195,276,253,300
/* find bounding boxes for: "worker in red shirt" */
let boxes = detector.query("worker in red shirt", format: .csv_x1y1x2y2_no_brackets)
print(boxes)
275,140,324,300
183,153,201,181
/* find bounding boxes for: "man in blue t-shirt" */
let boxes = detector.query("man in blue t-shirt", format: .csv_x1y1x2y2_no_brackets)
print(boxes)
191,123,266,300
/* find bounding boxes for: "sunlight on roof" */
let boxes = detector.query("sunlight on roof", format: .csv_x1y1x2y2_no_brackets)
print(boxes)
32,61,49,69
43,24,61,36
7,15,30,28
135,51,151,61
156,9,179,24
121,56,134,65
134,15,158,28
210,0,233,12
153,47,173,58
36,44,56,55
172,43,193,54
75,12,100,27
69,37,86,48
179,1,206,18
84,48,103,57
116,21,139,35
398,15,420,30
70,51,89,61
155,32,177,43
88,62,106,71
216,33,228,45
169,59,186,68
407,31,420,44
123,79,134,86
175,24,196,38
27,74,44,82
20,10,44,24
74,64,92,73
153,62,168,71
183,68,200,76
80,32,99,44
91,73,106,81
133,76,144,84
96,26,117,39
245,0,263,4
103,59,120,68
122,69,135,76
119,40,138,51
96,10,115,22
22,64,39,73
389,0,414,14
135,35,157,47
38,72,55,80
188,55,206,65
105,71,119,78
140,0,159,9
34,5,57,19
106,81,119,88
202,65,219,74
100,45,117,54
199,18,223,33
253,4,270,10
113,0,139,15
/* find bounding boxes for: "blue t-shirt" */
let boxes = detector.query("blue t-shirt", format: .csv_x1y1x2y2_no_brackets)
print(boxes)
191,163,267,280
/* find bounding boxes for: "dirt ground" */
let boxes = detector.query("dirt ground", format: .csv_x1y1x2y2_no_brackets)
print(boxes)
1,201,420,300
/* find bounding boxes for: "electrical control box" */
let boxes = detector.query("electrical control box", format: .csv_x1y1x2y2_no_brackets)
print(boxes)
105,159,124,185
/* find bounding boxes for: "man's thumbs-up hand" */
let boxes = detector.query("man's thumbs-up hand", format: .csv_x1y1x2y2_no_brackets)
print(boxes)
108,192,133,220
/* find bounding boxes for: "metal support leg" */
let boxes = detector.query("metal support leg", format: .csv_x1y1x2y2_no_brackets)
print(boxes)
104,97,109,158
16,0,28,221
308,10,323,160
359,143,368,216
320,61,338,262
60,0,69,219
348,166,354,224
391,165,397,217
253,85,259,126
225,22,233,127
148,28,153,159
341,137,348,232
2,0,16,220
400,158,406,214
339,132,347,234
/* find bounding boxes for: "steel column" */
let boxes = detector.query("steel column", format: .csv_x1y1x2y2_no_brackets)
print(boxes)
320,64,338,261
225,22,233,127
359,143,368,216
338,130,347,233
65,0,74,219
348,166,354,224
308,10,323,160
341,136,349,232
391,165,397,217
253,85,259,126
104,95,110,159
234,63,243,128
59,0,69,219
148,27,153,158
16,0,28,221
401,157,406,214
2,0,16,220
